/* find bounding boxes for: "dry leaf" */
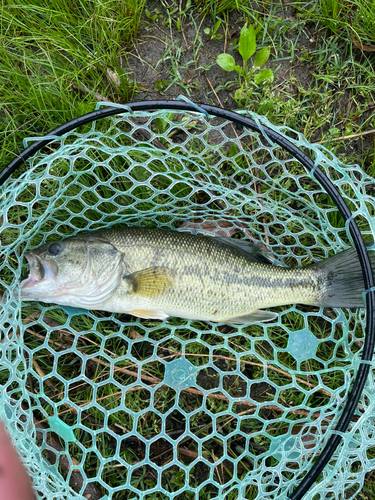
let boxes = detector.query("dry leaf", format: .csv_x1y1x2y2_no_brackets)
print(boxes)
106,68,121,86
128,328,144,339
179,219,246,238
351,34,375,52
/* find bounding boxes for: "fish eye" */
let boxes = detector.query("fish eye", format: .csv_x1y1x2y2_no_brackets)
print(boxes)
48,242,62,255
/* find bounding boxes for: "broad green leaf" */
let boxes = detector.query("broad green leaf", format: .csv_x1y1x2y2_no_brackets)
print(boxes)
213,19,221,33
216,53,236,72
204,27,211,35
254,46,271,68
254,68,274,84
238,25,256,64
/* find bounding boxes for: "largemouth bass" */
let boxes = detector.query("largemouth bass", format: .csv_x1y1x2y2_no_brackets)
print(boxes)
20,227,374,324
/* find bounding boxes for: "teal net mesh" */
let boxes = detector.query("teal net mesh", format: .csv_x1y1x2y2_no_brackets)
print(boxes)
1,105,375,500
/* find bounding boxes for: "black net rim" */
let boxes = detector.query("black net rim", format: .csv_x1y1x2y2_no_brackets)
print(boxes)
1,100,374,500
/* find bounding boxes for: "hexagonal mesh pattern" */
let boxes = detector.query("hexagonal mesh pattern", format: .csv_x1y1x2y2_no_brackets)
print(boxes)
1,106,375,500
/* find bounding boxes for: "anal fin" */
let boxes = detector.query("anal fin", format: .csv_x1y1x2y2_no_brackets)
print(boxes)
223,310,278,325
130,309,169,320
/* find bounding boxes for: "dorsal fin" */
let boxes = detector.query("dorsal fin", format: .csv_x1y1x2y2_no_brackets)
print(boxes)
212,236,278,265
178,222,286,266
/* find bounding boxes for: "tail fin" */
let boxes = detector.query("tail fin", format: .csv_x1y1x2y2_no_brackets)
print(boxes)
312,244,375,308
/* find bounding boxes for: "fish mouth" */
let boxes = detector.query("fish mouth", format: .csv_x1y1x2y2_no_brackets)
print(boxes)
20,252,57,290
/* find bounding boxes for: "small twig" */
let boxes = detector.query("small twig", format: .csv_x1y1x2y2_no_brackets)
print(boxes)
32,358,59,393
91,354,160,384
177,1,189,50
179,447,198,459
135,127,169,151
205,75,224,108
0,250,18,264
212,450,223,485
223,13,229,54
318,129,375,144
4,117,36,140
71,83,111,102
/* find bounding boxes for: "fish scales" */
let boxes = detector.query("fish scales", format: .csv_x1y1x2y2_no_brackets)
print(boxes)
94,228,327,322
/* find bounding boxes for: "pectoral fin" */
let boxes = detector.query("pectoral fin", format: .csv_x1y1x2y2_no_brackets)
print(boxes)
125,267,173,298
223,310,278,325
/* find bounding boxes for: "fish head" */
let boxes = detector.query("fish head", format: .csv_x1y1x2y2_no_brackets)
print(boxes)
20,235,124,308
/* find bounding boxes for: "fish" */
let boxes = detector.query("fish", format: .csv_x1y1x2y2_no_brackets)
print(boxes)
19,227,375,324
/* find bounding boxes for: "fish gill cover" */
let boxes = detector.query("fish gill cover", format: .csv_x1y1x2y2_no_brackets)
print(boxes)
0,104,375,500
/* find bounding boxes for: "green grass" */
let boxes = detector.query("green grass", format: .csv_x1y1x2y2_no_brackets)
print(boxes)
1,0,375,499
0,0,146,166
300,0,375,46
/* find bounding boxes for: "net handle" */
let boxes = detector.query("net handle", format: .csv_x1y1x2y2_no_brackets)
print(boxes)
1,100,374,500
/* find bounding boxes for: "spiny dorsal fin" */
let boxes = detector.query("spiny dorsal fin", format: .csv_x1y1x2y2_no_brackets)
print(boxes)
213,236,276,265
178,223,287,267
